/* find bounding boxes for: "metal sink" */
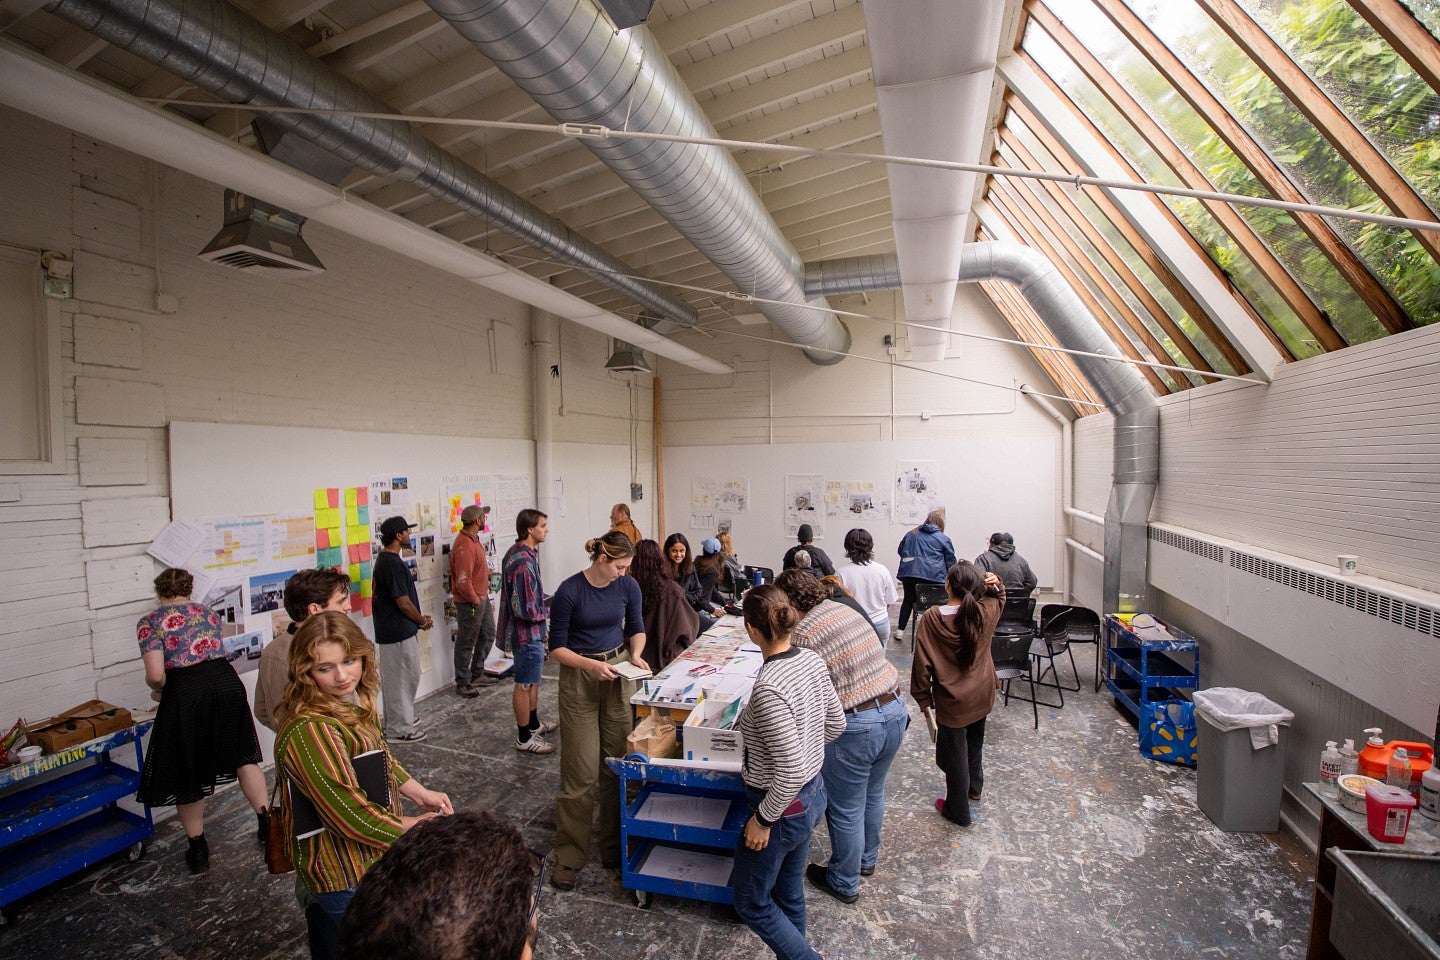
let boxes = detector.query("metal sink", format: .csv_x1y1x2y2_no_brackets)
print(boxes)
1329,849,1440,960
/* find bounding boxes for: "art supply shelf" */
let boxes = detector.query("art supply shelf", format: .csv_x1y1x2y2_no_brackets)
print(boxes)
607,755,746,908
0,722,154,914
1104,615,1200,766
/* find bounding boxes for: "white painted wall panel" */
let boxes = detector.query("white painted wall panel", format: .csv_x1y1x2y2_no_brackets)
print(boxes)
73,249,156,313
80,494,169,547
73,312,142,369
78,437,149,485
84,554,158,609
71,186,142,257
74,376,165,427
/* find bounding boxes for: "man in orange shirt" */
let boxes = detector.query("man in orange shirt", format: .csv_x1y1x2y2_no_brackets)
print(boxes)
451,504,498,696
609,502,642,546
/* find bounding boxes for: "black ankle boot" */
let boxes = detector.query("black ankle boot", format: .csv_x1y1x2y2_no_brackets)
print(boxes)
185,833,210,874
256,808,270,845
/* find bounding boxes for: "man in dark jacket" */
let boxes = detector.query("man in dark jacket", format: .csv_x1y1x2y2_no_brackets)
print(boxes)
895,510,955,639
975,532,1038,598
782,523,836,576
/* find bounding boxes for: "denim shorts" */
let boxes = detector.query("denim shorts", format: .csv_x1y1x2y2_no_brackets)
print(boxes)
513,637,544,685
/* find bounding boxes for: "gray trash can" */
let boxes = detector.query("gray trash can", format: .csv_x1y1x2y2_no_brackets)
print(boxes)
1192,687,1294,832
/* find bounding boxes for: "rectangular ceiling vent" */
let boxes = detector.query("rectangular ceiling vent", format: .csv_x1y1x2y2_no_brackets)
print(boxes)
1148,526,1439,639
197,189,324,277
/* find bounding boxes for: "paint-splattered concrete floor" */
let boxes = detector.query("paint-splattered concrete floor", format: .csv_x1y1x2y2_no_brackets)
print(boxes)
2,642,1316,959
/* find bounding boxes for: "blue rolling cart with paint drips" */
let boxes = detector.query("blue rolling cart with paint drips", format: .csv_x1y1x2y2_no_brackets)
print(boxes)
606,754,747,909
1104,615,1200,766
0,722,154,920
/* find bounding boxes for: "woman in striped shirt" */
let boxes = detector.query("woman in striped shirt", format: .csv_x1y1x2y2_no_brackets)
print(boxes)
733,585,846,960
275,612,453,958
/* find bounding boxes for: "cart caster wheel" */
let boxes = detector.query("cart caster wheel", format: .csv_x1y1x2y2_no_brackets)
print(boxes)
127,842,145,862
631,890,651,909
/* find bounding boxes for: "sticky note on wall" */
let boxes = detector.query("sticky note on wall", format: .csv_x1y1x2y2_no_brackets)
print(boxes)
360,580,374,599
314,488,328,510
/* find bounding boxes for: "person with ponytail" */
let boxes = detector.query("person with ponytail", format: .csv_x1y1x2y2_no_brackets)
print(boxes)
545,530,649,891
733,586,845,960
275,611,452,958
910,561,1005,827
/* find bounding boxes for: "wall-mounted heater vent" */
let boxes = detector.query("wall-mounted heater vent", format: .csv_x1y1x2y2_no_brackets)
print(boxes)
198,190,324,277
1148,526,1440,640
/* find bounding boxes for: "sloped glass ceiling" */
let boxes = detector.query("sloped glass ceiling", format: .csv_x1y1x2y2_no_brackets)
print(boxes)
989,0,1440,396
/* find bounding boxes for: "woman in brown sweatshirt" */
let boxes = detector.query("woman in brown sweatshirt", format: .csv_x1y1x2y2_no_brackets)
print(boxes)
910,561,1005,826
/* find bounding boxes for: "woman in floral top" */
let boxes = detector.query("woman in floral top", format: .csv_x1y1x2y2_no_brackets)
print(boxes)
135,568,268,874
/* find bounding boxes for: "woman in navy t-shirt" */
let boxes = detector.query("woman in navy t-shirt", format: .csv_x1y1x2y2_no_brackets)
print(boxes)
545,530,649,891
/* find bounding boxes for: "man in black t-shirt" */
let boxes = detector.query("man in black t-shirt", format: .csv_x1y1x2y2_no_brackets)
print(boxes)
374,516,432,742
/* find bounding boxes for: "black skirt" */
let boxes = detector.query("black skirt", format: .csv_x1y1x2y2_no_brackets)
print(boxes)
136,657,263,807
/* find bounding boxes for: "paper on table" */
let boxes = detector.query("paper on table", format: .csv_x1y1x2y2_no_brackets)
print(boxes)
147,519,206,568
636,793,730,830
637,845,733,887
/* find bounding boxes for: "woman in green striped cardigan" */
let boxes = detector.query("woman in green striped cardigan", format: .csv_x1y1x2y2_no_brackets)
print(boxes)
276,611,453,956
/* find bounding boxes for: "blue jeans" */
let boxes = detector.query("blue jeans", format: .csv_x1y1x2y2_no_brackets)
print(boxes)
820,696,907,895
732,776,826,960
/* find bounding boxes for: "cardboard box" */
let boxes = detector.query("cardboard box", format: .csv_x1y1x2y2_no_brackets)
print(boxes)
27,700,133,753
683,697,744,765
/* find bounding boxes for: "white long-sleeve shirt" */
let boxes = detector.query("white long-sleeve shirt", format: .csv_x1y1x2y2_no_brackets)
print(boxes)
738,646,845,825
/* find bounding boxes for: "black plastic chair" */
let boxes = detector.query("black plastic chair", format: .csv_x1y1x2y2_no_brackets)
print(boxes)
991,628,1039,729
1037,604,1102,692
998,595,1036,627
741,565,775,588
914,582,948,614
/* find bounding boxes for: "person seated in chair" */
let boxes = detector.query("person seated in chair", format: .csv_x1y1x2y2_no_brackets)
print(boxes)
781,524,835,577
975,532,1037,599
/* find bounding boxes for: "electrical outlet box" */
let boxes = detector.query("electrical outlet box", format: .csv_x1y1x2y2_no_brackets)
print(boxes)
630,482,643,501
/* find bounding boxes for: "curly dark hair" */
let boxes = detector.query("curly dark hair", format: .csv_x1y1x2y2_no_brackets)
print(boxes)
774,568,829,615
282,568,351,622
153,568,194,599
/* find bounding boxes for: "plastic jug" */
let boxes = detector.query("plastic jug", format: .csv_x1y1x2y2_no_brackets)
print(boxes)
1357,728,1433,787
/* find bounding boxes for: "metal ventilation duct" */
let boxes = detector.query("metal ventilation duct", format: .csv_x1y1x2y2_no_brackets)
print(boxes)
804,244,1158,614
422,0,852,366
43,0,696,326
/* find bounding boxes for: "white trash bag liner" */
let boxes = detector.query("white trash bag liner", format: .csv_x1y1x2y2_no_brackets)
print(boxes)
1192,687,1294,750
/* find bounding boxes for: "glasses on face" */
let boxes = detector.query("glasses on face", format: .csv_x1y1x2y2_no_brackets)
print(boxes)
526,848,546,949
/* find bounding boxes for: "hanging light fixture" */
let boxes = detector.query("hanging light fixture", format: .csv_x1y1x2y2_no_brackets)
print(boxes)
604,340,651,374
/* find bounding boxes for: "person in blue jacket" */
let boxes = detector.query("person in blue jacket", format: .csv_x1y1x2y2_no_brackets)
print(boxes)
895,510,955,641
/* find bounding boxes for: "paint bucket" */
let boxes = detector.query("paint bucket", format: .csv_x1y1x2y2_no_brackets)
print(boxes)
1363,784,1416,844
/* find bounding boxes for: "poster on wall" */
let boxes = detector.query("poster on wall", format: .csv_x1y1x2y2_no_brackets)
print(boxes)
691,477,748,529
824,480,889,523
197,517,266,571
369,475,414,539
269,514,317,565
783,475,825,539
894,460,942,526
441,474,486,536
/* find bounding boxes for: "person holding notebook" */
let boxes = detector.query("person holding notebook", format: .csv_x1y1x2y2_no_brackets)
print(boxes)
275,611,453,959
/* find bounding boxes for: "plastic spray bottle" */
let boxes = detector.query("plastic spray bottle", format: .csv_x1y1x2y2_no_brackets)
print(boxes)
1387,747,1414,792
1319,741,1342,798
1339,738,1359,776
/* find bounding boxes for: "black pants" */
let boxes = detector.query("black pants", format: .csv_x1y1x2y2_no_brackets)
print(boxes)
935,717,986,826
897,577,934,631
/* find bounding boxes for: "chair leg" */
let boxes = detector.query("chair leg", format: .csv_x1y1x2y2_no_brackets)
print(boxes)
1027,675,1038,730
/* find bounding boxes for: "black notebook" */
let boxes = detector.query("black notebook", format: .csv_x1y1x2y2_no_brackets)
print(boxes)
289,749,391,840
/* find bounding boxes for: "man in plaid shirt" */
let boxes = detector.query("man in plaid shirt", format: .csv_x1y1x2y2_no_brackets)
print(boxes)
499,509,558,754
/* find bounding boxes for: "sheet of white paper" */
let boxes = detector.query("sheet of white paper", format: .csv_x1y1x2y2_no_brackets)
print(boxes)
147,518,206,568
636,793,731,830
638,845,734,887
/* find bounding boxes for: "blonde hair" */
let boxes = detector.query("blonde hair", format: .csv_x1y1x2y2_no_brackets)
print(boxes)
277,611,380,728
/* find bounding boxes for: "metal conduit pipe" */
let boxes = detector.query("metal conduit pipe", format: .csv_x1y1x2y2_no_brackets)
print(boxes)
805,243,1157,614
423,0,852,365
44,0,696,326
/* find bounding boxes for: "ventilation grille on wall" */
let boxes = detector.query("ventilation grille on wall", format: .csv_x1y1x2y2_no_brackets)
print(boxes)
1148,527,1440,639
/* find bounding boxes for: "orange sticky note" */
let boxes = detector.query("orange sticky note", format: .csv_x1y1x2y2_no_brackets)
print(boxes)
327,488,340,508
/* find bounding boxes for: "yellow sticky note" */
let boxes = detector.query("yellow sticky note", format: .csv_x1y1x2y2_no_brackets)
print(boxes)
328,527,342,549
321,508,340,528
345,506,359,526
360,580,374,599
345,488,358,506
313,488,328,510
351,525,370,544
348,563,361,581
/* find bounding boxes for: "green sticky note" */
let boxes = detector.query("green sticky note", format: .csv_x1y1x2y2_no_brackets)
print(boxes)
360,561,373,579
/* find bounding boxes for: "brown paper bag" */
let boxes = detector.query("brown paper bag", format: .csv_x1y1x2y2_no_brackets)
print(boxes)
626,714,677,760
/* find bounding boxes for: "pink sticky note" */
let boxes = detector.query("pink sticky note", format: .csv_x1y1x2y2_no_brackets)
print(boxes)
327,488,340,508
315,529,329,549
356,487,368,505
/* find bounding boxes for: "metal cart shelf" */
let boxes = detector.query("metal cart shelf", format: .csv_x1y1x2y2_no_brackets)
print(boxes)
0,722,154,916
606,754,746,909
1104,615,1200,766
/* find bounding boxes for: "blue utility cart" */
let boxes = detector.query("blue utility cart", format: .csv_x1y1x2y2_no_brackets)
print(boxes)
606,754,747,909
0,722,154,918
1104,614,1200,766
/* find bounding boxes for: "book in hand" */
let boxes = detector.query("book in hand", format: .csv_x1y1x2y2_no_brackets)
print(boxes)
611,660,653,681
921,707,938,745
289,748,391,840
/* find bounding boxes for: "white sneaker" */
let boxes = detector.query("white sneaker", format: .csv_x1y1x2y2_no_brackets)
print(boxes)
533,719,559,737
515,735,555,754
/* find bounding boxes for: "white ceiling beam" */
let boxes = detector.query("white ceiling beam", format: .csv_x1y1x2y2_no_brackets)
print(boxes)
381,49,494,113
307,1,430,57
679,3,867,94
0,0,50,30
998,53,1282,380
650,0,817,52
251,0,332,31
44,26,106,68
326,12,446,73
705,45,872,126
721,82,875,142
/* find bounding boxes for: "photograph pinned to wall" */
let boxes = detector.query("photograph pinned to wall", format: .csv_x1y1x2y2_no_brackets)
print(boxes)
894,460,942,526
416,534,439,581
269,513,316,565
415,498,438,535
222,628,267,676
198,516,266,571
249,569,297,616
201,582,246,638
783,475,825,539
824,480,890,522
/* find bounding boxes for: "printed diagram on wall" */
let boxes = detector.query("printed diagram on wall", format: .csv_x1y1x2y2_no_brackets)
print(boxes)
783,475,825,539
690,476,748,529
824,480,889,522
369,475,414,537
269,514,317,565
894,461,942,525
197,517,266,570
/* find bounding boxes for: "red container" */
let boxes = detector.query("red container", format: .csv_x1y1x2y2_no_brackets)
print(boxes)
1364,784,1417,844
